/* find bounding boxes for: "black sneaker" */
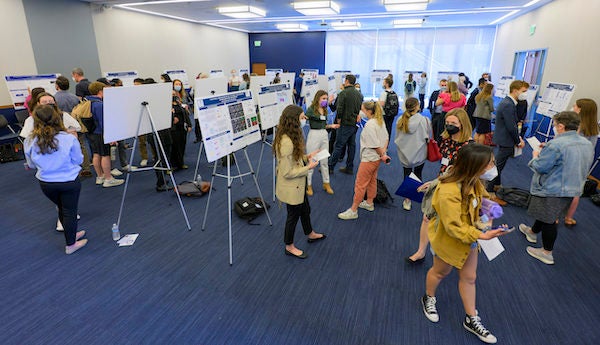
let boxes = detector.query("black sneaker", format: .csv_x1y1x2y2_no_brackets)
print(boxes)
339,167,353,175
463,314,497,343
421,295,439,323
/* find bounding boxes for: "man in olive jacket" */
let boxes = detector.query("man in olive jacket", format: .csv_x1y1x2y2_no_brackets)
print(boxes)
328,74,363,174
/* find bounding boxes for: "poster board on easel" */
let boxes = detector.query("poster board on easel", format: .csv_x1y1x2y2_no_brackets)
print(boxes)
104,71,138,87
494,76,515,98
164,69,190,90
4,74,59,109
194,77,227,101
195,90,262,162
103,83,172,143
533,82,576,141
256,83,294,130
301,79,320,100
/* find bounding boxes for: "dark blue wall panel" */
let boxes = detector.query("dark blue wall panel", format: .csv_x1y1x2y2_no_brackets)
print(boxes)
249,32,326,76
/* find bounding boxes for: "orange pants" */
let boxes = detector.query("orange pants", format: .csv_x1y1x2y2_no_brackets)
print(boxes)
352,160,381,210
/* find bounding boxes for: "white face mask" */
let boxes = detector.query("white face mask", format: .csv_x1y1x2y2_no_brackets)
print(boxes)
300,118,307,127
480,165,498,181
359,110,368,119
518,92,528,101
553,126,559,135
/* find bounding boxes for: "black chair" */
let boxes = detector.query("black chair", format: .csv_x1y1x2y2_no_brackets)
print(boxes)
0,114,24,145
14,110,29,129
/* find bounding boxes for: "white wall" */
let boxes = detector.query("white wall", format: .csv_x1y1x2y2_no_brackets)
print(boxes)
92,7,249,82
0,0,38,106
491,0,599,104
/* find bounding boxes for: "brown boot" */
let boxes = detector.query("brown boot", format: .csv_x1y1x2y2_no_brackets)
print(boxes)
306,185,313,196
323,183,334,194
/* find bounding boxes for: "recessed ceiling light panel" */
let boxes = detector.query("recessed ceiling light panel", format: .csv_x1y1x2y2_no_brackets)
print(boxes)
218,5,266,19
293,1,340,16
384,0,429,12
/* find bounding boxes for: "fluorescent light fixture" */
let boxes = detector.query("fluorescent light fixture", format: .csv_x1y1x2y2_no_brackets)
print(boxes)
523,0,542,7
384,0,429,12
218,5,266,19
124,0,212,6
276,23,309,31
393,18,424,27
489,10,520,25
330,21,361,29
293,1,340,16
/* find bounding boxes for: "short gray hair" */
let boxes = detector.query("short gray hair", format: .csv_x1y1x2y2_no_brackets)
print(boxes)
71,67,84,76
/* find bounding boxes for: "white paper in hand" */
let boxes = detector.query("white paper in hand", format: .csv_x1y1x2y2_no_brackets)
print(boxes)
477,237,505,261
409,172,422,183
312,150,330,162
526,136,542,152
117,233,139,247
513,146,523,157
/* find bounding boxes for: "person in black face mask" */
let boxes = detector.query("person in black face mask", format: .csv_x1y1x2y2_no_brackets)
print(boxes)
170,91,192,171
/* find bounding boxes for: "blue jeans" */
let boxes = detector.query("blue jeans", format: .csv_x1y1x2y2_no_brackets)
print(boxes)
329,125,356,170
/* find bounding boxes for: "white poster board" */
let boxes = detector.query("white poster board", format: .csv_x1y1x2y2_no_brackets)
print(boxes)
494,75,515,98
104,71,138,87
327,75,337,95
301,69,319,81
301,79,320,100
525,85,539,113
436,71,461,84
4,74,59,109
333,70,352,90
103,83,173,143
317,75,329,94
164,69,190,90
194,77,228,102
210,70,224,78
280,72,296,86
239,68,249,76
536,82,576,117
266,69,283,77
195,90,262,162
249,75,271,98
256,83,294,130
371,69,392,84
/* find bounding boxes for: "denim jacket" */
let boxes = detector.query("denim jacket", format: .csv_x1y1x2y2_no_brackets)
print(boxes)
528,131,594,197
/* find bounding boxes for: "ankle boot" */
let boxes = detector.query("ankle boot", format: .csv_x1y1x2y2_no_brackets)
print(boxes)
323,183,334,194
306,185,313,196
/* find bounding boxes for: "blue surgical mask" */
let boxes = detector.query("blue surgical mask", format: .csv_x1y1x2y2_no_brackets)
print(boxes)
174,85,182,92
300,118,307,127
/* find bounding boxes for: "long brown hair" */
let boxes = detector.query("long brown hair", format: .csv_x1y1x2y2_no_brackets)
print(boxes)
576,98,599,136
439,143,492,200
273,105,305,161
475,83,494,103
173,79,188,100
31,105,65,154
310,90,328,114
397,97,419,133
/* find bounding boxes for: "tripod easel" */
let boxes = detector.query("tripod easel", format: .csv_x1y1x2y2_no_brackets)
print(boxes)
201,146,272,265
116,101,191,231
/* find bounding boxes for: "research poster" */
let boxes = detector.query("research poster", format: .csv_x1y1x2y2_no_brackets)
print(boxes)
525,84,539,113
370,69,392,84
333,70,352,90
301,69,319,81
436,71,461,84
239,68,249,76
104,71,139,87
195,90,261,162
536,82,576,117
210,70,224,78
494,75,515,98
301,78,319,100
266,69,283,77
327,75,337,95
256,83,294,130
4,74,59,109
164,69,190,90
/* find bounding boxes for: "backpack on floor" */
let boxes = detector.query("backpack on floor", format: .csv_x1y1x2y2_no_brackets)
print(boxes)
383,90,399,117
365,179,394,205
234,197,270,225
176,181,210,197
0,143,21,163
582,179,598,197
496,187,530,208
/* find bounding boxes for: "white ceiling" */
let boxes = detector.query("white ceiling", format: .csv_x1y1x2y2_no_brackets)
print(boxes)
82,0,554,33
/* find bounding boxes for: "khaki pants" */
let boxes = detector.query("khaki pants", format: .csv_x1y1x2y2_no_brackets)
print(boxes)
78,133,91,172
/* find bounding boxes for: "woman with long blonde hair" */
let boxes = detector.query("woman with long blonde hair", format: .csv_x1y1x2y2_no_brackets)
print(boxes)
338,101,391,220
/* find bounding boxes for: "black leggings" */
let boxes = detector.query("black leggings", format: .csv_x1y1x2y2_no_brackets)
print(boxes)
39,179,81,246
284,195,313,245
403,163,425,181
532,220,558,251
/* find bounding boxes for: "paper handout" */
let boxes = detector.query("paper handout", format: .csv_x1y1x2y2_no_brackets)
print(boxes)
117,234,139,247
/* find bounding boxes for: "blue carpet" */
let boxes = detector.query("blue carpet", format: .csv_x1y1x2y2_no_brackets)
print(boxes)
1,128,599,345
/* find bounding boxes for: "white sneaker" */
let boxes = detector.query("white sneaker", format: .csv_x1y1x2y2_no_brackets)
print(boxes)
103,178,125,188
403,199,412,211
56,219,64,232
519,224,537,243
358,201,374,211
421,295,439,323
95,177,105,185
140,159,148,167
110,168,123,176
122,164,131,171
526,246,554,265
338,208,358,220
65,239,87,255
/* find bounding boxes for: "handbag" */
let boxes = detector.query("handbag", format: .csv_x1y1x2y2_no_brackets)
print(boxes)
427,138,442,162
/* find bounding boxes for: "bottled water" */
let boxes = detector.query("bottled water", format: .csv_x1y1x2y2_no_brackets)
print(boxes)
111,223,121,241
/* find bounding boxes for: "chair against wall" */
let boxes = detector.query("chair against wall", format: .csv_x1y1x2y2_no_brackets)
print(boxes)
14,110,29,129
0,114,24,145
0,114,23,162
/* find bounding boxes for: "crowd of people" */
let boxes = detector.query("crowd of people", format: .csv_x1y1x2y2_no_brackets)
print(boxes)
20,67,597,344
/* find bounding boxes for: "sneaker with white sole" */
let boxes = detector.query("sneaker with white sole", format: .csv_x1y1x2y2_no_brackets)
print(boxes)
358,201,374,211
140,159,148,167
103,178,124,188
526,246,554,265
421,295,439,323
95,177,105,185
65,239,88,255
56,219,64,232
110,168,123,176
463,314,497,344
519,224,537,243
338,208,358,220
403,199,412,211
122,164,131,171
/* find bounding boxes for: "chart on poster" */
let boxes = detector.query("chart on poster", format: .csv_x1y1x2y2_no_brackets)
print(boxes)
195,90,262,162
256,83,294,130
4,74,59,109
104,71,139,87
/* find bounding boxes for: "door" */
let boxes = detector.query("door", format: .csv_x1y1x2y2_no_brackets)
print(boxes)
252,63,266,76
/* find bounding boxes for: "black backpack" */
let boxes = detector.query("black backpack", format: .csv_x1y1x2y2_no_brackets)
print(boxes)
234,197,270,224
383,90,399,117
582,179,598,197
365,179,394,205
496,187,530,208
176,181,207,197
405,81,414,94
